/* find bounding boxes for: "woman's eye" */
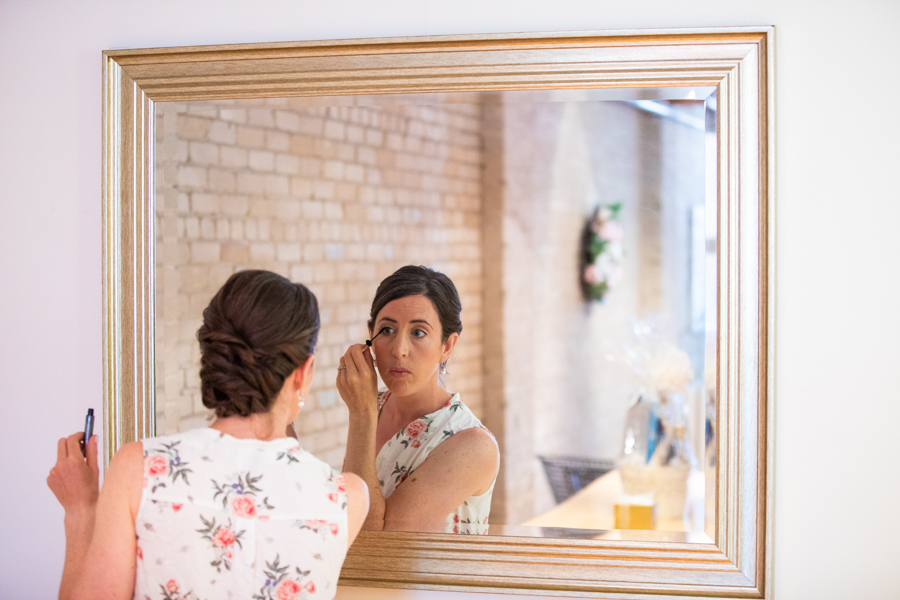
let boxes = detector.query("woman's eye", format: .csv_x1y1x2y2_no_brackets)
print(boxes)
412,329,426,339
381,327,394,335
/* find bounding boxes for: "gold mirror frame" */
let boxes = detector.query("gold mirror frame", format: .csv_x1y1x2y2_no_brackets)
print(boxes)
102,28,774,598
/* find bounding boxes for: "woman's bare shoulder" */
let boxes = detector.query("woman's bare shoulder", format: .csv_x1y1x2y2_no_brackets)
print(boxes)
105,441,145,516
108,441,144,472
430,426,498,466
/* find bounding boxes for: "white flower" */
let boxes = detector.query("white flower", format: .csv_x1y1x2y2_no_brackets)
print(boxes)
598,206,613,221
607,241,624,261
596,253,616,281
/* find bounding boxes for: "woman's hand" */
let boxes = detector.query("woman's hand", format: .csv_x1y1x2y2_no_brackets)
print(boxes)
48,432,100,515
336,343,379,415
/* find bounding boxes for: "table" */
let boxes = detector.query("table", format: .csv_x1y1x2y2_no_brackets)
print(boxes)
521,468,712,542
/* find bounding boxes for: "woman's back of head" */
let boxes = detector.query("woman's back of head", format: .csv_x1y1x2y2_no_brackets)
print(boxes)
197,269,319,418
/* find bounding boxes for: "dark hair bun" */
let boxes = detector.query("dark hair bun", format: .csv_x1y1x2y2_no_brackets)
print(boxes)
197,270,319,418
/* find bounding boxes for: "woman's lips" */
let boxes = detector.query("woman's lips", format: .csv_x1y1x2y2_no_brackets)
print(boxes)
389,368,411,377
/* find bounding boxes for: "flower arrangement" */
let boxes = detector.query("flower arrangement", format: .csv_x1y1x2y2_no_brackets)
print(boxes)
580,204,624,302
648,344,694,394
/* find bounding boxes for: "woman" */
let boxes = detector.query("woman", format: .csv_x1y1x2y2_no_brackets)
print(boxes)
47,270,369,600
337,266,498,534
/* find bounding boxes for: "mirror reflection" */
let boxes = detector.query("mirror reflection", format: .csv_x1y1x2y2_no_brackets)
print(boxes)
154,88,717,541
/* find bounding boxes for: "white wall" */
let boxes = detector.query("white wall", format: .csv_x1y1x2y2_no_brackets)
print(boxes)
1,1,898,598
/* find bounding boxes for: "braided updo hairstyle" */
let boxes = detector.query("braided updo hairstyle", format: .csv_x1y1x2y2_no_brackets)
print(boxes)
197,269,319,418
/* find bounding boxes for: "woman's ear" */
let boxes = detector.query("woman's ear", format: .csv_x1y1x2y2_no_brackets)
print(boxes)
441,332,459,362
293,354,316,395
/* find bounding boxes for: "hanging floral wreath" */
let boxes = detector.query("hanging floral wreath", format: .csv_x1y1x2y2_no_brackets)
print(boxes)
580,203,624,302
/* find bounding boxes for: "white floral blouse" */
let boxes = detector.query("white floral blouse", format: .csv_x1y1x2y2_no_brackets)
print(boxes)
376,392,495,534
134,428,347,600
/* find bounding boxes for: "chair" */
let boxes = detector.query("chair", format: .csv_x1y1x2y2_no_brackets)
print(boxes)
538,455,616,504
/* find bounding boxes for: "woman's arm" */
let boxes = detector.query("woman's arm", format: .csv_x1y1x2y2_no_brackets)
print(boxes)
343,471,370,548
335,344,498,532
47,432,100,599
381,427,499,532
67,442,143,600
337,344,388,529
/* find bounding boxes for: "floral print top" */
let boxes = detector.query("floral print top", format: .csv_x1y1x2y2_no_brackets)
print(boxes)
376,392,495,534
134,428,347,600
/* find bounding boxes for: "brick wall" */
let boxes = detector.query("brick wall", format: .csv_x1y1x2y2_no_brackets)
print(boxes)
155,96,484,469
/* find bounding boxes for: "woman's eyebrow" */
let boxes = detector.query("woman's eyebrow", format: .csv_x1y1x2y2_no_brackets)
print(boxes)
410,319,432,327
377,317,398,324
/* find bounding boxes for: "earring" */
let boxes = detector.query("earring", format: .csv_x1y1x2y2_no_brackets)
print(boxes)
440,362,448,375
296,390,305,410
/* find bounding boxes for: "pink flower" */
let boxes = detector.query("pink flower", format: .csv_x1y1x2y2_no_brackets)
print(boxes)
225,551,232,559
304,581,316,594
453,525,459,533
598,220,623,242
399,471,408,483
171,503,183,512
405,420,427,438
146,455,168,477
213,527,236,548
443,398,452,408
333,475,346,493
583,265,599,284
275,578,302,600
231,496,257,518
411,439,421,449
453,514,459,523
166,580,179,593
136,546,142,560
305,519,327,529
329,523,339,536
328,493,338,503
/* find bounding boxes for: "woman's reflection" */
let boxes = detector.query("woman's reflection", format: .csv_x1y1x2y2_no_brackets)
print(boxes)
336,266,498,533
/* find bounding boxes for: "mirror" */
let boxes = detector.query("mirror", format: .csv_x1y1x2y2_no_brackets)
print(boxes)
153,88,718,542
104,28,773,598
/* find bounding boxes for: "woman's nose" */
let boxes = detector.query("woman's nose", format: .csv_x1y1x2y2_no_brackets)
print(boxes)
391,334,409,358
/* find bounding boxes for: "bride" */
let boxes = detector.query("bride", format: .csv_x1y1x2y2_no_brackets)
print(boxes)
336,265,499,534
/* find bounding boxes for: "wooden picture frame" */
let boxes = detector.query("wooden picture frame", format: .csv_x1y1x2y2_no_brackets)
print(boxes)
102,28,775,598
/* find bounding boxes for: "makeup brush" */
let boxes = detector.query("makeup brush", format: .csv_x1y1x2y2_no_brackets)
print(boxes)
366,327,387,347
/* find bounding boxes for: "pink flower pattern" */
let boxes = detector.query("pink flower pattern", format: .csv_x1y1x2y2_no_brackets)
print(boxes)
299,519,340,538
197,515,245,572
254,554,316,600
232,496,258,518
377,392,494,534
137,430,344,598
143,441,192,493
211,472,275,519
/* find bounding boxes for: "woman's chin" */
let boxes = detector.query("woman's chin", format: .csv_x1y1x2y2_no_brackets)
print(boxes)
385,379,416,397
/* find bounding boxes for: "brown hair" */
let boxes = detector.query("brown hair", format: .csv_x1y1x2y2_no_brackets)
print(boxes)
197,270,319,418
368,265,462,342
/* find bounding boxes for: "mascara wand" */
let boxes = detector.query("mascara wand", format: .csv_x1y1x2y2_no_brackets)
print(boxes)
365,327,387,347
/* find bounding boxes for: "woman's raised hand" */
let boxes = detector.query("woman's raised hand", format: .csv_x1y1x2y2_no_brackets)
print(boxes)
336,344,379,415
47,432,100,514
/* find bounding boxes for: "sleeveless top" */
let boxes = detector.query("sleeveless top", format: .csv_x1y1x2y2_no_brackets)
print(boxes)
133,428,347,600
375,392,495,534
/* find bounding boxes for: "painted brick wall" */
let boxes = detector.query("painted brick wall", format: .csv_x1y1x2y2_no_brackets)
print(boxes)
155,97,484,469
